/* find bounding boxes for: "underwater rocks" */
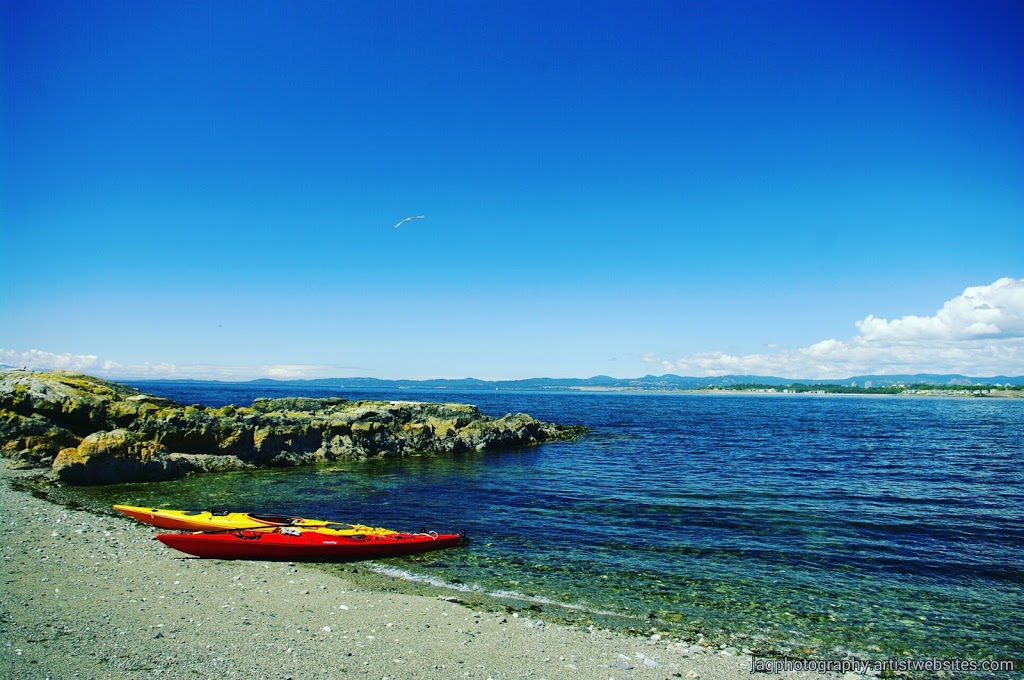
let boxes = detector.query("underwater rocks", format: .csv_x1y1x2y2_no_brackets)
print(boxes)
0,370,586,485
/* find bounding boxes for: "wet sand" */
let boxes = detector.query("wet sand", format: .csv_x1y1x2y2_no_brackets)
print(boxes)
0,462,846,679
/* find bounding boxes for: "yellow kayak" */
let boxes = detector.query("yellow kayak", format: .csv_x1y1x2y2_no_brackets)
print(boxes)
113,504,398,535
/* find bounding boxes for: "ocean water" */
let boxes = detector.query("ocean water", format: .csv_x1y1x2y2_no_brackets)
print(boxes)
76,383,1024,667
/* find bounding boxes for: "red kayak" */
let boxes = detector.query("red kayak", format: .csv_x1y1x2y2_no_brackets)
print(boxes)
155,526,467,561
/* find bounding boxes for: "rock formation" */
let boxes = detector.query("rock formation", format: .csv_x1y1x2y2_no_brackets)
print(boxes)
0,370,586,485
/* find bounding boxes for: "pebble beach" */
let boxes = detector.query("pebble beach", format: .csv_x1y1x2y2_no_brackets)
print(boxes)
0,463,849,680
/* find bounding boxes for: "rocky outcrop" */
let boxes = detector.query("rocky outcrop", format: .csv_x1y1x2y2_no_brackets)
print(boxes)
0,370,586,485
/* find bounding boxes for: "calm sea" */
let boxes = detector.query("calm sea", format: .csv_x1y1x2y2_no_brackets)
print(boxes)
75,382,1023,667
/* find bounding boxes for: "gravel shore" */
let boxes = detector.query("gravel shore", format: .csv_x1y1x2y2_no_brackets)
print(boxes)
1,463,845,679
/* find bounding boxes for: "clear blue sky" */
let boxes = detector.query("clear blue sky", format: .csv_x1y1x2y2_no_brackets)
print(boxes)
3,1,1023,380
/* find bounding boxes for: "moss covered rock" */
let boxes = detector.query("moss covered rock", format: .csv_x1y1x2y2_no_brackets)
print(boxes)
0,370,586,485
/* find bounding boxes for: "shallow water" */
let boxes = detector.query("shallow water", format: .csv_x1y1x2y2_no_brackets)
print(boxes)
76,383,1024,665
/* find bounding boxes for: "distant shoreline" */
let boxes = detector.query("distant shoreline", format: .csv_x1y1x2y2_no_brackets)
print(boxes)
59,369,1022,393
566,386,1024,398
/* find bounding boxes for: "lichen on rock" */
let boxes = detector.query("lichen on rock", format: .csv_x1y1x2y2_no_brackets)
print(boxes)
0,370,586,485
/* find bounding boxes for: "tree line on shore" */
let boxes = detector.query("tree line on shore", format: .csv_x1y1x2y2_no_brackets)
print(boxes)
707,383,1023,395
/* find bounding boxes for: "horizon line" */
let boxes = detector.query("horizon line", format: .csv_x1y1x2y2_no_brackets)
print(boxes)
6,367,1022,385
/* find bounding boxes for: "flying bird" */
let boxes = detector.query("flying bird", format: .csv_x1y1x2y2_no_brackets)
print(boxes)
393,215,425,228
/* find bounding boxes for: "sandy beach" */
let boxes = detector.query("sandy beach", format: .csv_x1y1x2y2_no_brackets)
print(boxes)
0,463,848,680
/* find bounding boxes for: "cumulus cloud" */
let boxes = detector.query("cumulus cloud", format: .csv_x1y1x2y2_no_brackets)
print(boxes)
855,277,1024,342
8,279,1023,381
651,277,1024,378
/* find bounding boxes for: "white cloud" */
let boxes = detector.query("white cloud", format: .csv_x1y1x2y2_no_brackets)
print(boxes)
855,277,1024,341
7,279,1024,381
651,277,1024,378
261,364,337,380
0,349,352,381
1,349,100,372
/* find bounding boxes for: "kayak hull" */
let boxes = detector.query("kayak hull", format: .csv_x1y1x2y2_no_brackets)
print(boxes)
155,529,466,561
113,504,396,535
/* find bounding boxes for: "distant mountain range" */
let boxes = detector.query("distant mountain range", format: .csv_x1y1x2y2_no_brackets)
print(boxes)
246,373,1024,389
4,367,1022,389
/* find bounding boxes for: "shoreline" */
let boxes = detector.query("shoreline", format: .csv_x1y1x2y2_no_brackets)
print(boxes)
0,462,844,679
566,387,1024,398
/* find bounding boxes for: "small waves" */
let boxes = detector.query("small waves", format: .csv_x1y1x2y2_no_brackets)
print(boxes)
90,384,1024,663
364,564,636,619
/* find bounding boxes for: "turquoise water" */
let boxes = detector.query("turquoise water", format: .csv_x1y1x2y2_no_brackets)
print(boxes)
75,384,1024,668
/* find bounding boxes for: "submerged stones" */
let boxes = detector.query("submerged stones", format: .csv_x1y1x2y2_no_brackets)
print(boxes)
0,370,586,485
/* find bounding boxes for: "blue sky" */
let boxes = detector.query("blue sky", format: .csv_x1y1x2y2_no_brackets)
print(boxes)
2,1,1023,380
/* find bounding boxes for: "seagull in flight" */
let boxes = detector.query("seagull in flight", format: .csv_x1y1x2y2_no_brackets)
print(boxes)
393,215,425,228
